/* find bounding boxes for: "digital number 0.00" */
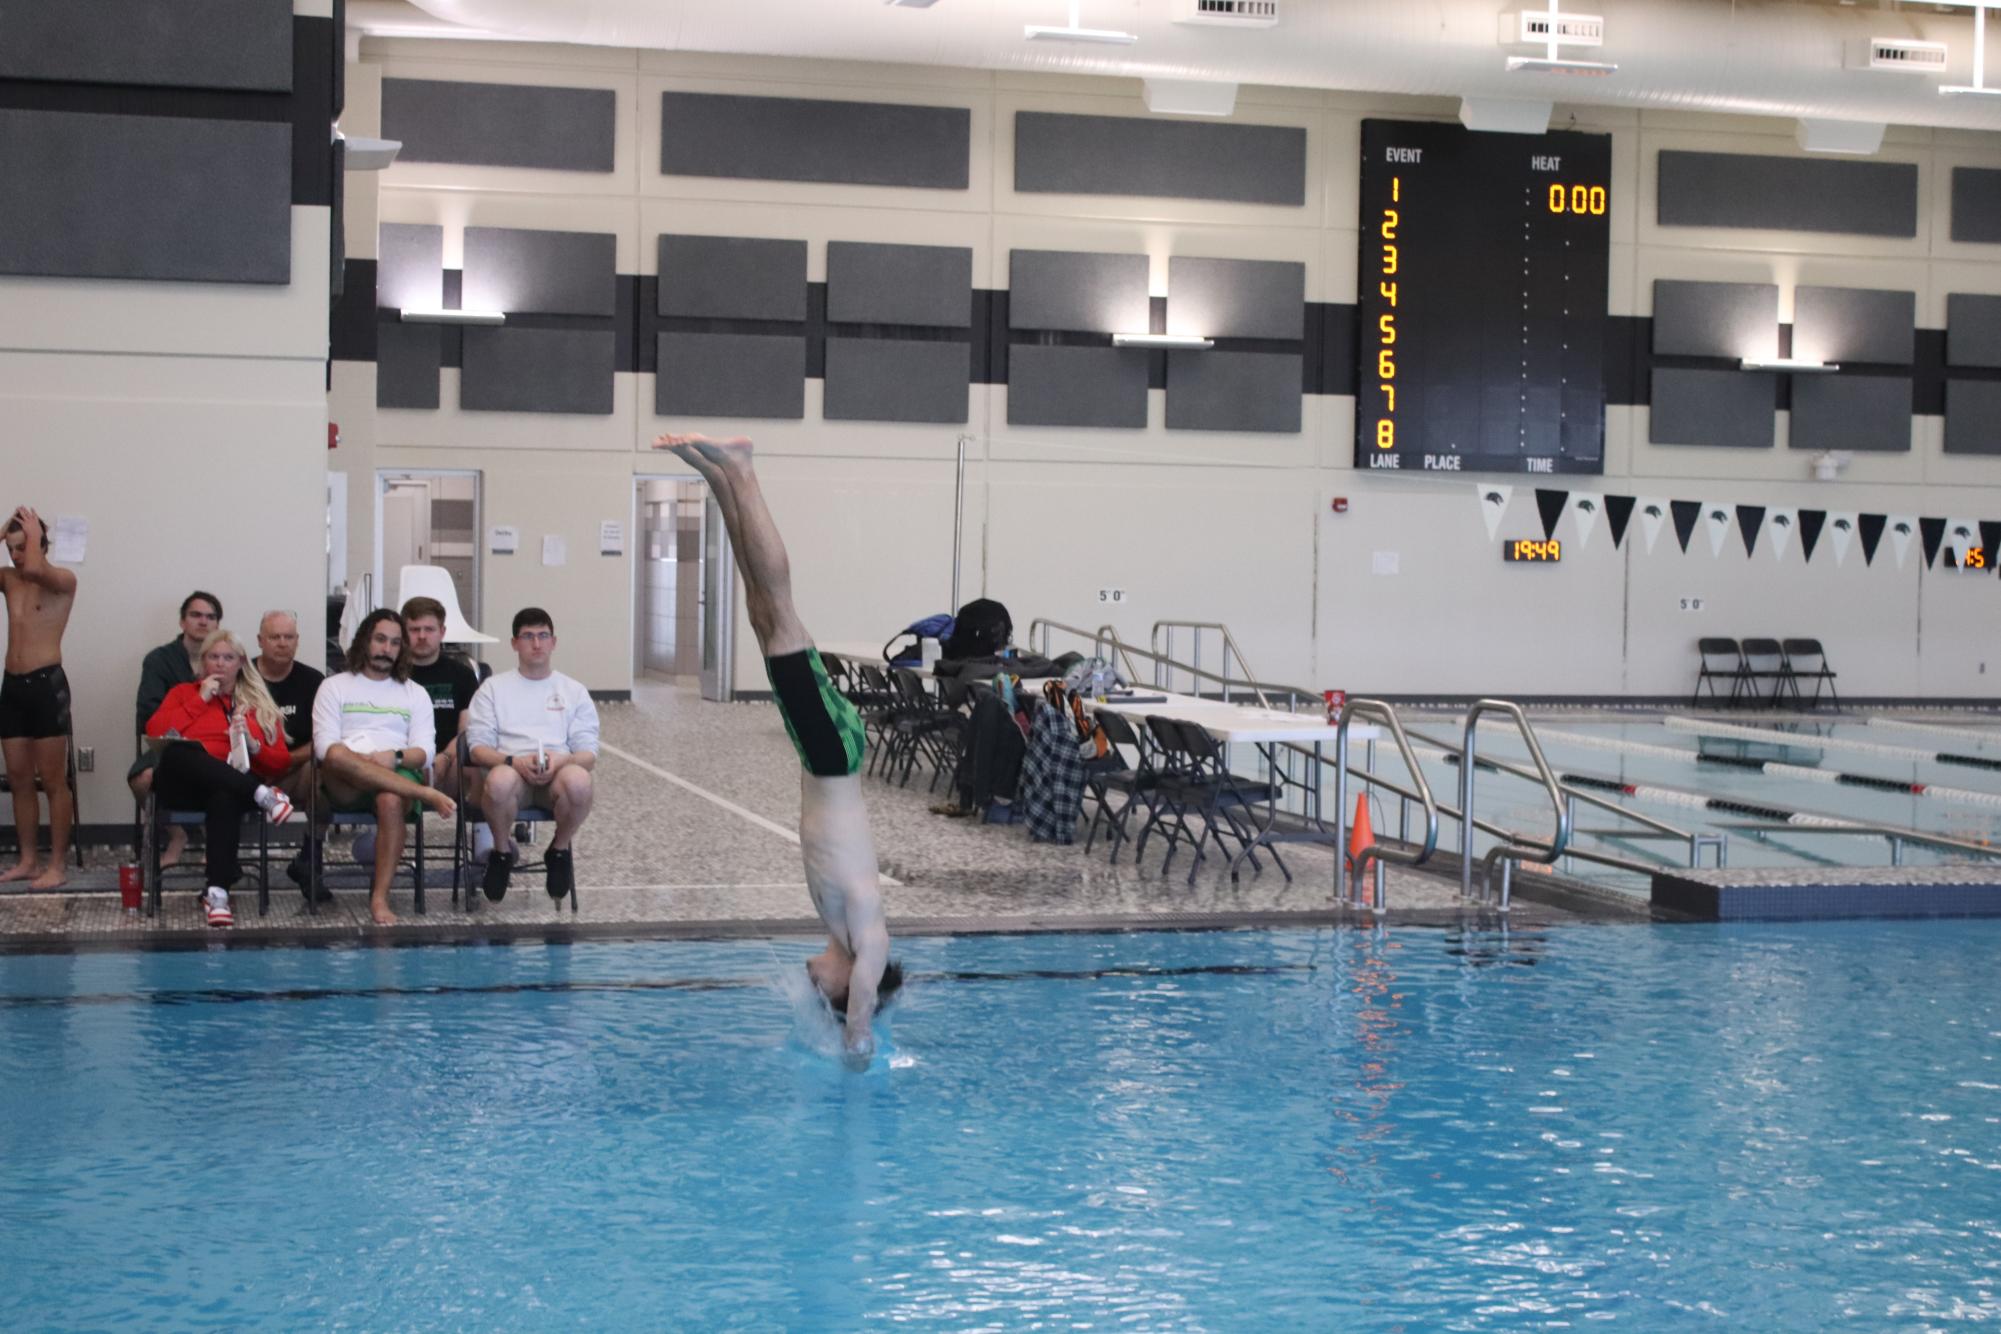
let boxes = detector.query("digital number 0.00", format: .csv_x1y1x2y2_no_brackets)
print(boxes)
1547,183,1607,216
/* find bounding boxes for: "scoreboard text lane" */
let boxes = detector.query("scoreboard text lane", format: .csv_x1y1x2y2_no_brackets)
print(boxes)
1357,119,1612,477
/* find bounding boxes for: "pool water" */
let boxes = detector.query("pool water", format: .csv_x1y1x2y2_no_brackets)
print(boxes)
5,924,2000,1329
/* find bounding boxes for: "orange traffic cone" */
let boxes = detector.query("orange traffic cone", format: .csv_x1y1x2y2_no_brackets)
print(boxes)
1347,794,1374,873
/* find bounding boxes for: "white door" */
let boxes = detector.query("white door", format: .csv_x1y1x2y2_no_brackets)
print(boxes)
699,496,734,702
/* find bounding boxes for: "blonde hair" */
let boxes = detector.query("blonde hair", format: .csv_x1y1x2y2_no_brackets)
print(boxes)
200,628,284,741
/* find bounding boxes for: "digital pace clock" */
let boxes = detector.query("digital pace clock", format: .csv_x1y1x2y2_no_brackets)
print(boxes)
1503,538,1562,562
1357,119,1612,478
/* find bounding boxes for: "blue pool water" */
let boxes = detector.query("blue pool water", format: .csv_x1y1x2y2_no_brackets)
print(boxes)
4,924,2000,1329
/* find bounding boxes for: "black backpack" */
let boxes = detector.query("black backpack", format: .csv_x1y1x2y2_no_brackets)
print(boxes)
942,598,1012,660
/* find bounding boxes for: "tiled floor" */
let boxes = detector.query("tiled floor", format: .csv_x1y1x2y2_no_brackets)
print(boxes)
0,682,1596,948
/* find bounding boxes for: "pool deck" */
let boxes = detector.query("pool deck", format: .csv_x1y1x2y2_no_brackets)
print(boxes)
0,683,1623,951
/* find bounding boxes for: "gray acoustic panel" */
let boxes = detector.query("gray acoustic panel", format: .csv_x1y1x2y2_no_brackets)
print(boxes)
376,222,443,311
460,328,615,415
0,0,292,91
1167,257,1305,340
1014,112,1307,207
0,109,290,284
1787,375,1912,452
823,339,968,423
1006,346,1148,428
660,92,969,190
655,333,804,420
826,242,972,327
1945,380,2001,456
1648,367,1775,448
1658,150,1917,238
376,322,441,410
1951,167,2001,244
382,79,616,173
1009,250,1149,333
1165,352,1302,433
1946,294,2001,369
462,227,615,316
1651,280,1778,359
1791,286,1914,365
657,236,806,321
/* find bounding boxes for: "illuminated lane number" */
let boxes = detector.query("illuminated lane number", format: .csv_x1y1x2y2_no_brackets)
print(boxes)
1547,183,1607,215
1376,175,1399,449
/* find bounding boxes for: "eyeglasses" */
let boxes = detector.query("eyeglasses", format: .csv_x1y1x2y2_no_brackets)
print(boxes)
517,631,555,644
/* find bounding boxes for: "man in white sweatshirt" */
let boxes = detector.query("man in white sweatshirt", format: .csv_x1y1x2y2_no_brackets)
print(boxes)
311,608,456,925
463,607,599,903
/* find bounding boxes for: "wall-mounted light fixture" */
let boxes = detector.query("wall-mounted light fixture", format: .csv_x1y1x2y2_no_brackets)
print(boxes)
335,128,402,171
400,309,507,326
1740,357,1838,373
1026,0,1138,44
1112,333,1213,349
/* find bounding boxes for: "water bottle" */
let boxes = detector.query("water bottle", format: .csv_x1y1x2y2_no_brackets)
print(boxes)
1087,656,1109,703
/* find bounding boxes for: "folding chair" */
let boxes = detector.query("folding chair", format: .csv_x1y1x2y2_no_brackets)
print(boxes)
448,736,570,915
880,668,966,790
1738,638,1791,709
1781,638,1840,710
1691,638,1747,708
0,715,84,870
144,792,273,918
1164,719,1285,886
1081,709,1161,864
305,781,427,916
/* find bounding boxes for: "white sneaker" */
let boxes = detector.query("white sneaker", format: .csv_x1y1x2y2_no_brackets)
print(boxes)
204,886,234,928
472,822,495,866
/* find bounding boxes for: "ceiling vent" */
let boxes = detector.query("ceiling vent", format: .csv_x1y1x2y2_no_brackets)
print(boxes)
1172,0,1279,29
1849,38,1950,72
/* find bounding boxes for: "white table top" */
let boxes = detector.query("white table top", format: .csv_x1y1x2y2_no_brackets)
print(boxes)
814,641,894,665
1091,688,1381,745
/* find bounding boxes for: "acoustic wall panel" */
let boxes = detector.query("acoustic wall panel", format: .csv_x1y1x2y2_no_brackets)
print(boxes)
655,333,804,419
660,92,969,190
826,242,972,327
460,328,615,415
1946,293,2001,368
1951,167,2001,244
1945,380,2001,455
1165,352,1302,433
1790,286,1915,365
1651,280,1778,359
1006,346,1148,428
1648,367,1775,448
0,109,290,284
1014,112,1307,206
382,79,616,173
462,227,615,316
0,0,292,91
657,236,806,321
375,322,441,410
1787,375,1912,452
1166,257,1305,340
823,339,969,423
376,222,443,312
1657,151,1918,238
1008,250,1149,333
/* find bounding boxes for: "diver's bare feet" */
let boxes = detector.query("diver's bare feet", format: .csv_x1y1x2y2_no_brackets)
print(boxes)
0,861,38,884
688,434,754,478
28,866,67,891
419,787,456,820
370,898,398,926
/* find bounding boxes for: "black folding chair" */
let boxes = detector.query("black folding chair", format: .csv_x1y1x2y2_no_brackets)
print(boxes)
881,668,966,790
1781,638,1840,710
305,781,427,916
0,715,84,870
449,735,568,914
1166,719,1285,885
1739,638,1791,709
1081,709,1160,865
1691,638,1748,708
144,794,274,917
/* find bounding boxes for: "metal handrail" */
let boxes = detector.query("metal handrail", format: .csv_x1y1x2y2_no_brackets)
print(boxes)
1713,821,2001,866
1332,698,1439,913
1460,700,1571,911
1029,619,1298,706
1150,621,1268,706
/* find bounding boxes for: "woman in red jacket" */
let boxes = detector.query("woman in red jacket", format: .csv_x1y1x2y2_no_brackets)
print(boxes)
145,628,295,926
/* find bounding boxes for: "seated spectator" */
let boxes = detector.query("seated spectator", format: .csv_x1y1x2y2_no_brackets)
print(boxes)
145,629,295,928
400,595,484,855
129,591,223,868
253,609,327,900
311,610,454,926
464,608,598,904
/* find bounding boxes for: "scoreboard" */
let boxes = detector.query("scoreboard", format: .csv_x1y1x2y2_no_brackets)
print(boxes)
1357,119,1612,477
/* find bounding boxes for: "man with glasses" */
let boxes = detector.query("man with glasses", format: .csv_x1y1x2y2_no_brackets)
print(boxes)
128,590,223,867
462,608,598,904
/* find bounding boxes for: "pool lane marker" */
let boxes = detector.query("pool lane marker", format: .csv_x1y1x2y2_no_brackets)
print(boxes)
1664,715,2001,773
598,742,903,887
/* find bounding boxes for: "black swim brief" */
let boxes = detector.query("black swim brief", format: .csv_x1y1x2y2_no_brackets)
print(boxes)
0,664,71,740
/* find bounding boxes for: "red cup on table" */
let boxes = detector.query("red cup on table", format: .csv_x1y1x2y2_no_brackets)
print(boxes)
118,863,142,912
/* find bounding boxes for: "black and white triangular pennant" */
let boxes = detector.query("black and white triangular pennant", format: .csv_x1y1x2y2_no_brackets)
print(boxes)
1670,500,1702,554
1799,509,1827,564
1736,505,1766,559
1857,513,1886,567
1605,495,1636,550
1535,489,1569,542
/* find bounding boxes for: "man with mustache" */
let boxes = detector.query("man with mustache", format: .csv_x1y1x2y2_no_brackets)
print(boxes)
310,609,455,925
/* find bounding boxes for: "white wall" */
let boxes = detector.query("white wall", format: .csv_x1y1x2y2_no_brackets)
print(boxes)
331,43,2001,702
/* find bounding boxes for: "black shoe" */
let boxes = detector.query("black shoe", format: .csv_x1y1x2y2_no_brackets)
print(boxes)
483,850,515,902
544,847,574,901
288,844,333,904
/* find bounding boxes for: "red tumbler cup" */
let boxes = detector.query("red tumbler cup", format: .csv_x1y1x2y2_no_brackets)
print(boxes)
118,863,142,912
1324,690,1346,724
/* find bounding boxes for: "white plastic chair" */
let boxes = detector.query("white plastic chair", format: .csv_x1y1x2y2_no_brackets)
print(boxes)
397,564,498,644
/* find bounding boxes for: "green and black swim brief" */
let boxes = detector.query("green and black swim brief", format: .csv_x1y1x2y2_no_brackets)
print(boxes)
767,647,866,778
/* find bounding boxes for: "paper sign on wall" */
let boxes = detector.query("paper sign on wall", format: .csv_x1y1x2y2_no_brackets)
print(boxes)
51,515,87,564
1372,550,1400,576
542,534,567,567
490,525,519,555
599,520,624,556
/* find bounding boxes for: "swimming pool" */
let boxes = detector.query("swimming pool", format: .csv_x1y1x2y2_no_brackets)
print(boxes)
4,924,1998,1329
